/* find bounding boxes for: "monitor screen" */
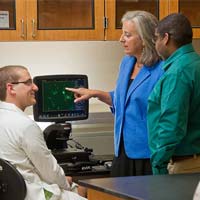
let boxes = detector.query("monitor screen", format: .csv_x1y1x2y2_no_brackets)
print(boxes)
33,74,89,122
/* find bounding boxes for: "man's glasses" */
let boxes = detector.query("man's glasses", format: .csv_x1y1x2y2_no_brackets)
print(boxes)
11,78,33,86
152,32,172,44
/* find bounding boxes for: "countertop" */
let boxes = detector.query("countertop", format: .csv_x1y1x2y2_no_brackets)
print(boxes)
79,173,200,200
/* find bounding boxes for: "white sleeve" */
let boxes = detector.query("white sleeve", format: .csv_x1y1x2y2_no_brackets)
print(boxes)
21,122,70,190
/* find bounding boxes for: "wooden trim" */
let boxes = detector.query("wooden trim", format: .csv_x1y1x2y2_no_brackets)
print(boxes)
105,0,121,41
159,0,169,19
168,0,179,13
87,189,124,200
193,28,200,39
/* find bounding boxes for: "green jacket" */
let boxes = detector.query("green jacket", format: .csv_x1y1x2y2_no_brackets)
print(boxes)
147,43,200,174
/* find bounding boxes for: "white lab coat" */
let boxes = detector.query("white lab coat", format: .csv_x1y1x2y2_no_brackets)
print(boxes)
0,102,86,200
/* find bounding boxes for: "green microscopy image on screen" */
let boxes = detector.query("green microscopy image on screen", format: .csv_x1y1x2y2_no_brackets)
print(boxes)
42,81,75,112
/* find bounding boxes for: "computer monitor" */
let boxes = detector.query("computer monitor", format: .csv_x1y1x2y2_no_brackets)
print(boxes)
33,74,89,123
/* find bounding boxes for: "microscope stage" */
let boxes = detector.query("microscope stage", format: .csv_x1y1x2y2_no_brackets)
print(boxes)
52,149,91,163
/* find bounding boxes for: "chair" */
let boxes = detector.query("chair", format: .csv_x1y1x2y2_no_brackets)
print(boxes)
0,158,26,200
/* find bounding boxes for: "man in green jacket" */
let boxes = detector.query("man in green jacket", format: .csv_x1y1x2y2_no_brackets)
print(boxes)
147,13,200,175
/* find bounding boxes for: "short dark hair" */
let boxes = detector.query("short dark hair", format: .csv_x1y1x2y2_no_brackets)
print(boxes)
157,13,193,48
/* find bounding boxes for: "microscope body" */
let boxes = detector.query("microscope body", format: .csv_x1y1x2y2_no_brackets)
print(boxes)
44,123,71,150
43,123,94,172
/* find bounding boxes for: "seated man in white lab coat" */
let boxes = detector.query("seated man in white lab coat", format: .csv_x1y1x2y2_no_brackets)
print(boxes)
0,65,87,200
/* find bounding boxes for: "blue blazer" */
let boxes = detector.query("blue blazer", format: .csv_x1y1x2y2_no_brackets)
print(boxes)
110,55,163,158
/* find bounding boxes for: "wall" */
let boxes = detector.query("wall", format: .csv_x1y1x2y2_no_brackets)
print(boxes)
0,41,124,155
0,41,124,113
1,40,200,155
33,112,115,155
1,39,200,113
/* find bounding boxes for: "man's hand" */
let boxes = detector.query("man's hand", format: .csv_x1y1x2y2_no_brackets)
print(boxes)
66,176,87,197
66,176,73,186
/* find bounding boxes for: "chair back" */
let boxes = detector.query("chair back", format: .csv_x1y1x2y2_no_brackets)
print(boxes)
0,158,26,200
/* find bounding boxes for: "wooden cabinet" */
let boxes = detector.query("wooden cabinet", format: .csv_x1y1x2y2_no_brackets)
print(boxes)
105,0,168,40
0,0,26,41
87,189,123,200
0,0,199,41
107,0,200,40
0,0,104,41
167,0,200,38
27,0,104,41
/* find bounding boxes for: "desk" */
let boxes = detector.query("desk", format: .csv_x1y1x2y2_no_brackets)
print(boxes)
66,165,111,182
63,154,113,182
79,173,200,200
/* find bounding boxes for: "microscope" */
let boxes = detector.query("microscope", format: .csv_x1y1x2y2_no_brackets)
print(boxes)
43,122,94,172
33,74,96,173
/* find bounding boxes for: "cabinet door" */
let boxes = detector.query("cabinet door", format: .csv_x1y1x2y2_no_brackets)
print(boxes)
26,0,104,41
0,0,26,41
168,0,200,38
105,0,167,41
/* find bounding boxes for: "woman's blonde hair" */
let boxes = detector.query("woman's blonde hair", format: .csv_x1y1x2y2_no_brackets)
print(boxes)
121,10,160,66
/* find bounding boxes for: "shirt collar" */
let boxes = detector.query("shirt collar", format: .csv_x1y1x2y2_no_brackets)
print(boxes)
0,101,24,115
162,43,194,71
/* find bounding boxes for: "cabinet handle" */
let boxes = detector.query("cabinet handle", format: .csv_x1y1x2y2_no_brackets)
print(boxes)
32,19,36,38
20,19,25,38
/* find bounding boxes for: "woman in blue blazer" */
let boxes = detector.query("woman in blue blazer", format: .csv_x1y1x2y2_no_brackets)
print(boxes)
66,11,164,176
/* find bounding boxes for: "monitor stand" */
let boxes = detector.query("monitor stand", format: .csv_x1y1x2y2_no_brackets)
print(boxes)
44,122,71,150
